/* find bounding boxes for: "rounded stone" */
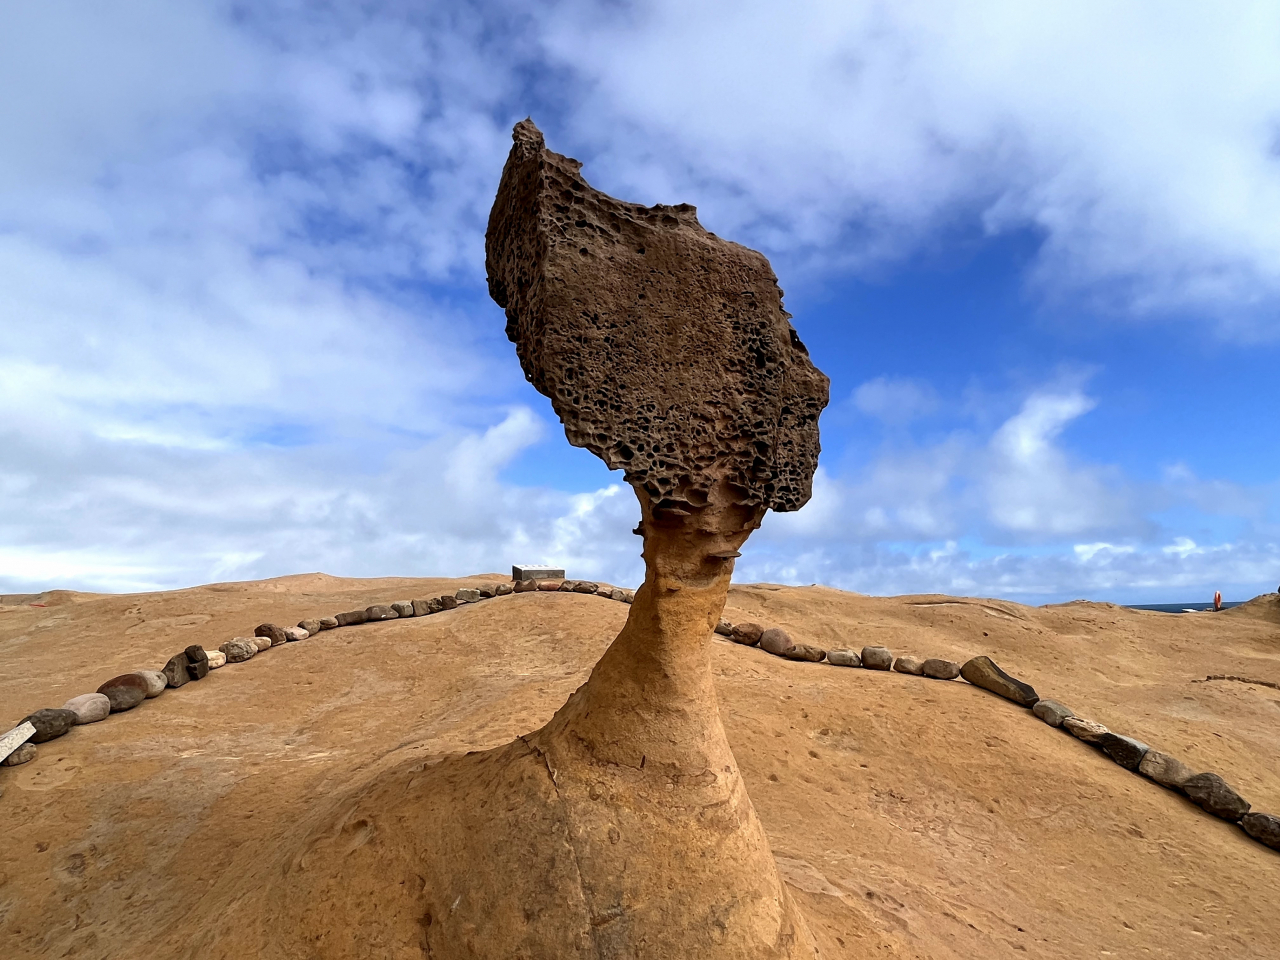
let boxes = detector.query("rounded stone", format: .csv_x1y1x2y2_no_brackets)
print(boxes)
572,581,599,594
438,595,459,610
317,617,339,630
250,636,273,653
335,610,369,627
537,580,561,592
860,646,893,670
1,742,36,766
713,619,733,637
1032,699,1074,727
1181,772,1250,821
477,585,498,599
96,674,149,712
255,623,289,646
758,628,795,656
826,649,861,667
557,581,575,592
62,693,111,724
893,656,924,676
730,623,764,647
205,650,227,669
298,619,323,634
136,670,167,698
1241,812,1280,850
495,582,514,596
221,639,258,663
21,708,77,742
922,658,961,680
283,626,309,641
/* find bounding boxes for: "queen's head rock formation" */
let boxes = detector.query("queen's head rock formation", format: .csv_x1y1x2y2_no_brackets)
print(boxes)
216,121,831,960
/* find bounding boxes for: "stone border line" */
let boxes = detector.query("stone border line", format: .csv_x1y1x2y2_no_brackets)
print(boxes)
2,579,1277,858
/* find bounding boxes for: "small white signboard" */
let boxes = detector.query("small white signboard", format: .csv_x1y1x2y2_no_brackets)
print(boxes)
0,720,36,764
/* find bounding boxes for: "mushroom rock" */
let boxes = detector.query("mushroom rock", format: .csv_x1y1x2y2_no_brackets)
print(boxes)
232,121,829,960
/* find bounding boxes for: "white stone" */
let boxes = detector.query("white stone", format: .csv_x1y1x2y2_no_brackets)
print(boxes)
512,564,566,581
137,670,167,697
284,626,309,641
63,693,111,724
205,650,227,668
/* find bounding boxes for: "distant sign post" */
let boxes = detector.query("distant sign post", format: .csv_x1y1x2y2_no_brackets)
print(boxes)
512,565,566,581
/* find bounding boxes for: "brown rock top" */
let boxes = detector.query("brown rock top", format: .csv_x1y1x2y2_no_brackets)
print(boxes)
486,119,829,517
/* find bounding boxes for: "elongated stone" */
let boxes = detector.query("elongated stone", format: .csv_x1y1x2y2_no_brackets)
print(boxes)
960,656,1038,706
514,579,538,593
299,619,323,635
1181,773,1250,821
536,580,561,592
335,610,369,627
714,619,734,637
893,656,924,676
366,605,399,621
572,581,599,594
782,643,824,662
1063,717,1109,743
455,589,481,604
317,617,338,630
283,626,309,641
1241,812,1280,850
206,650,227,669
1097,733,1149,770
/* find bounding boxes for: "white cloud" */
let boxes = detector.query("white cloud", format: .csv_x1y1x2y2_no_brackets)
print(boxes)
540,0,1280,332
853,376,938,425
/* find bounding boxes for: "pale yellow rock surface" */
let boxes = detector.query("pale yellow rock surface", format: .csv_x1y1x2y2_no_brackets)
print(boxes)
0,580,1277,958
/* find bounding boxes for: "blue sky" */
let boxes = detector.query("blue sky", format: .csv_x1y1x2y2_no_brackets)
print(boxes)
1,0,1278,603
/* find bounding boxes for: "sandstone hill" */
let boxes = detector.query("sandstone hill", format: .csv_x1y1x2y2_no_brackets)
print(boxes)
1,574,1278,959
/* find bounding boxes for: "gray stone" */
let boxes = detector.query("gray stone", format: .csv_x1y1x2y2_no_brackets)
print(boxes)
283,626,309,641
63,693,111,724
893,656,924,676
137,670,167,697
185,645,210,680
826,649,861,667
514,579,539,594
1,742,35,766
220,639,258,663
455,589,481,604
298,619,323,635
97,674,149,712
438,595,459,610
335,609,369,627
959,656,1039,706
1241,812,1280,850
572,581,599,594
162,653,191,687
366,605,399,621
317,617,338,630
0,721,36,764
1181,773,1250,821
1032,699,1074,727
1138,750,1194,789
512,564,565,581
860,646,893,670
782,643,825,662
1097,733,1149,770
495,582,514,596
557,581,575,593
759,628,795,656
714,619,734,637
730,623,764,647
205,649,227,669
392,601,416,617
618,589,635,604
20,708,77,743
255,623,289,646
922,658,961,680
1063,717,1109,743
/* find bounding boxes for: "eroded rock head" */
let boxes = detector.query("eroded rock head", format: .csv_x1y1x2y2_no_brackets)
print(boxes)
486,119,829,517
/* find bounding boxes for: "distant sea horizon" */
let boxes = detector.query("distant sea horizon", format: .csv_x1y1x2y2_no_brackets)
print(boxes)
1123,602,1245,614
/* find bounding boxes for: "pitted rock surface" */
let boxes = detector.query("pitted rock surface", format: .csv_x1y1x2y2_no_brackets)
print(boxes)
486,120,829,515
